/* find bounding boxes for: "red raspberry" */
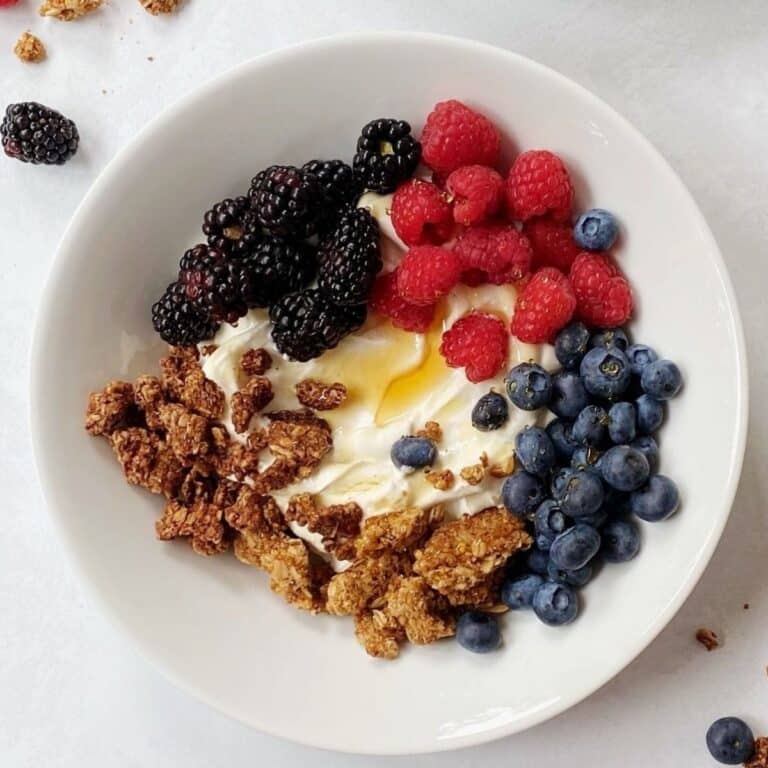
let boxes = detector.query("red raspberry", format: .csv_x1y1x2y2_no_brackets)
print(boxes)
460,268,487,287
446,165,504,225
420,100,501,174
369,270,435,333
523,216,581,272
510,267,576,343
453,224,532,282
391,179,453,246
506,150,573,222
0,1,20,6
569,252,633,328
440,312,508,383
396,245,461,306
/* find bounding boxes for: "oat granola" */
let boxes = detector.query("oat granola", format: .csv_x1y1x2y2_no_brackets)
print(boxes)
14,32,45,63
240,347,272,376
39,0,102,20
140,0,181,14
295,378,347,411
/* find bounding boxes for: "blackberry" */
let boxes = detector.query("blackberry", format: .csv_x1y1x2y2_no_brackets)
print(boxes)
270,288,366,361
178,244,247,324
202,196,261,257
1,101,79,165
353,118,420,194
317,207,381,305
249,164,325,239
302,159,361,209
151,281,219,346
236,236,317,308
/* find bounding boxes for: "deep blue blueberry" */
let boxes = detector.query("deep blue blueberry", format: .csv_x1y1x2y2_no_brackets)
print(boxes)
706,717,755,765
607,401,636,444
549,523,601,570
391,436,436,470
636,394,665,434
506,363,552,410
526,546,550,575
571,445,603,472
515,426,556,476
578,507,609,528
554,321,590,370
625,343,658,376
534,500,569,550
580,347,631,400
573,208,619,251
549,370,590,420
560,469,605,518
547,419,580,460
546,561,593,588
630,435,659,472
601,486,631,516
501,573,544,610
532,581,579,626
572,404,609,447
601,518,641,562
502,470,546,518
456,611,501,654
550,466,576,501
471,392,509,431
600,445,650,491
590,327,629,352
641,359,683,400
630,475,680,522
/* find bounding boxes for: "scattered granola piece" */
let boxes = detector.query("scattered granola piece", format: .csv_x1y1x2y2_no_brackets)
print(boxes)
387,576,456,645
158,403,210,463
695,627,720,651
39,0,102,20
231,376,273,433
110,427,184,497
156,498,229,555
354,610,405,659
240,347,272,377
745,737,768,768
201,344,218,356
85,381,135,436
140,0,181,14
326,552,405,616
295,378,348,411
159,346,198,398
285,494,362,561
744,603,750,610
425,468,454,490
356,507,432,558
134,374,165,430
416,421,442,442
460,461,486,486
14,32,45,63
489,455,515,478
180,367,225,419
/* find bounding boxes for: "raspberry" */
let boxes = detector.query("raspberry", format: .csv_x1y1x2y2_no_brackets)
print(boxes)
569,252,633,328
510,267,576,343
396,245,461,306
439,312,508,383
446,165,504,225
453,224,532,282
460,268,487,287
420,100,501,174
369,270,435,332
391,179,452,246
523,216,581,272
506,150,573,222
0,1,20,6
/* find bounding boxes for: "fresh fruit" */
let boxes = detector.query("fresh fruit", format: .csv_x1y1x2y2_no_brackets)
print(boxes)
607,401,637,444
0,1,21,6
631,435,659,472
510,267,576,343
445,164,504,225
590,327,629,351
471,392,509,431
515,426,556,476
501,470,546,518
456,611,501,653
559,469,604,518
549,370,589,421
706,717,755,765
532,582,579,626
641,359,683,400
1,101,79,165
554,321,590,370
571,446,603,473
505,362,552,410
549,523,601,570
570,251,633,328
506,150,573,222
202,196,261,258
546,561,593,588
151,281,219,346
523,216,581,271
420,100,501,174
630,475,680,522
301,159,361,210
573,208,619,251
625,343,658,376
390,179,452,245
580,346,632,399
547,419,580,460
572,404,608,447
390,436,437,470
600,446,650,491
501,573,544,610
368,270,435,332
453,224,532,281
550,466,577,501
353,118,421,194
601,519,640,563
439,312,508,382
526,547,550,575
396,245,461,306
636,393,665,434
534,500,569,550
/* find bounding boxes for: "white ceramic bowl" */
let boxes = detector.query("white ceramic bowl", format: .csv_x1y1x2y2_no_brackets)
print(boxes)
31,33,747,755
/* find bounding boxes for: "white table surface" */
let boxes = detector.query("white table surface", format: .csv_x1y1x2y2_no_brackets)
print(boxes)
2,1,767,765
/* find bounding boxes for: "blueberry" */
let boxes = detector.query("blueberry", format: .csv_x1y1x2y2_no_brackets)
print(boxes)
625,343,658,376
549,370,589,420
601,486,631,516
502,470,546,518
506,363,552,410
706,717,755,765
390,436,436,470
630,435,659,472
526,546,550,575
560,469,604,518
549,523,601,570
456,611,501,654
571,445,603,472
636,394,665,434
515,426,556,476
572,405,608,447
600,445,650,491
546,561,593,587
550,466,576,501
641,359,683,400
501,573,544,610
471,391,509,431
573,208,619,251
554,321,590,370
532,582,579,626
534,499,569,550
578,507,609,528
607,401,636,444
580,347,631,400
547,418,580,460
630,475,680,522
590,328,629,352
601,518,640,562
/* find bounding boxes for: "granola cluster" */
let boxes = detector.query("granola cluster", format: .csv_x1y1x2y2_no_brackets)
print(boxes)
39,0,102,21
140,0,182,14
14,32,46,63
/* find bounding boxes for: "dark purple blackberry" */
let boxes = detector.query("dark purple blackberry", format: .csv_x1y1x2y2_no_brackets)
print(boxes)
302,159,361,209
317,207,381,306
353,118,420,194
1,101,79,165
151,281,219,346
178,244,247,324
202,196,261,257
269,288,366,361
249,165,325,239
235,236,317,308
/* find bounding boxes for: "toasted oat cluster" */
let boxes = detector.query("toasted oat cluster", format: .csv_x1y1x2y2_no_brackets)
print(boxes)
139,0,181,14
14,32,46,63
39,0,102,21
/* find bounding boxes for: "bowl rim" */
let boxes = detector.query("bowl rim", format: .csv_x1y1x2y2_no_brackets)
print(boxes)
29,31,749,755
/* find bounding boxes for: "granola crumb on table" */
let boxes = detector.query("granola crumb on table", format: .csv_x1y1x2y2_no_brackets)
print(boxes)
14,32,46,63
695,627,720,651
140,0,182,14
39,0,102,21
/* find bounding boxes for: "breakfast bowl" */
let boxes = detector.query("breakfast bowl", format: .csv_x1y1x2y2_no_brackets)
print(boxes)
30,32,747,755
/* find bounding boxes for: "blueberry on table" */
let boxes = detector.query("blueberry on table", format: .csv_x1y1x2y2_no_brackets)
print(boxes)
573,208,619,251
572,404,609,447
501,573,544,610
601,518,640,562
706,717,755,765
554,321,590,370
532,581,579,626
502,470,546,517
641,359,683,400
630,475,680,522
515,426,556,476
549,523,601,570
390,436,436,470
630,435,659,472
526,546,550,575
590,327,629,352
471,392,509,431
625,343,658,376
600,445,650,492
549,370,589,421
560,469,605,518
456,611,501,653
546,560,593,588
580,347,632,399
534,499,569,551
607,401,637,444
636,394,665,434
547,419,580,460
505,363,552,410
